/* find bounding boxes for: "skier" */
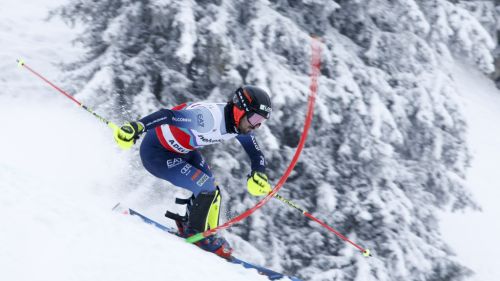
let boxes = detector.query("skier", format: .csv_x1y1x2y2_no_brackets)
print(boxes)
113,85,273,258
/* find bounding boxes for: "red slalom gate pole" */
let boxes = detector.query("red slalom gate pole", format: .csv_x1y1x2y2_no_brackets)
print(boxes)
186,37,322,244
16,59,120,131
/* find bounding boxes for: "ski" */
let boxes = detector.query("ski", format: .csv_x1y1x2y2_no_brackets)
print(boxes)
112,203,303,281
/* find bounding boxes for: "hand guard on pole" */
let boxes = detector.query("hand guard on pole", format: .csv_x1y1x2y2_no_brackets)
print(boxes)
247,171,272,196
113,121,144,150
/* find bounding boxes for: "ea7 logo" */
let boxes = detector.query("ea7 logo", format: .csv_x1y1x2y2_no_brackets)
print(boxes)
167,158,183,169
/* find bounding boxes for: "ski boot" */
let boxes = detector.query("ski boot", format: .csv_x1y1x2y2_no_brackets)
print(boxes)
166,188,233,259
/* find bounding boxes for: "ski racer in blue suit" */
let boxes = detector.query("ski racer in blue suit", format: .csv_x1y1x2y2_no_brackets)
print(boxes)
113,85,273,258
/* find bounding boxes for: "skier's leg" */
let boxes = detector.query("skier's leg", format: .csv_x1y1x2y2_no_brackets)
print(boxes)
139,131,216,196
162,150,222,232
186,186,221,231
184,150,221,230
139,132,231,256
185,186,231,257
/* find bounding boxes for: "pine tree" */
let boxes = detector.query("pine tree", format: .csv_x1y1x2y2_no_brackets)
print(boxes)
57,0,494,280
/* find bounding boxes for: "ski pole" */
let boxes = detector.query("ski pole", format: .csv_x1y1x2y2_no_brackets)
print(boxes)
273,193,372,257
16,59,120,131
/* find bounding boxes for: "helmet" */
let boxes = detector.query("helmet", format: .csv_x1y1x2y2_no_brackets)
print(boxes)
232,85,272,119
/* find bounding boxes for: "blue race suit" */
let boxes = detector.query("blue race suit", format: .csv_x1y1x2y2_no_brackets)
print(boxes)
138,102,266,196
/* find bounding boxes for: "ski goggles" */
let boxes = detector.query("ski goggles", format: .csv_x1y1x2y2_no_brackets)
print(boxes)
247,112,267,128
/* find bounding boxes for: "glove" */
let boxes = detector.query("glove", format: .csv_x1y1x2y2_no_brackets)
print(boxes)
113,121,144,150
247,171,272,196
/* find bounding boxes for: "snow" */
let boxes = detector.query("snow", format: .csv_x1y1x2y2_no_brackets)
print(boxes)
440,62,500,281
174,0,197,64
0,1,272,281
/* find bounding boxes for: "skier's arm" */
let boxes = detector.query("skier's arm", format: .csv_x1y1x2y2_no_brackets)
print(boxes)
138,108,210,132
113,107,211,149
236,134,266,173
236,134,271,196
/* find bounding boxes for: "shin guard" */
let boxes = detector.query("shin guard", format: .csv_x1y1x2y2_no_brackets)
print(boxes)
188,187,221,232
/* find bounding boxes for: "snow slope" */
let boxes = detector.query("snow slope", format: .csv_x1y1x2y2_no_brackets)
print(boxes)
0,1,269,281
439,64,500,281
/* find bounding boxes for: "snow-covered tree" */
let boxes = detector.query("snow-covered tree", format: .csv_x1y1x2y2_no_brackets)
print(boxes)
56,0,494,280
454,1,499,83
